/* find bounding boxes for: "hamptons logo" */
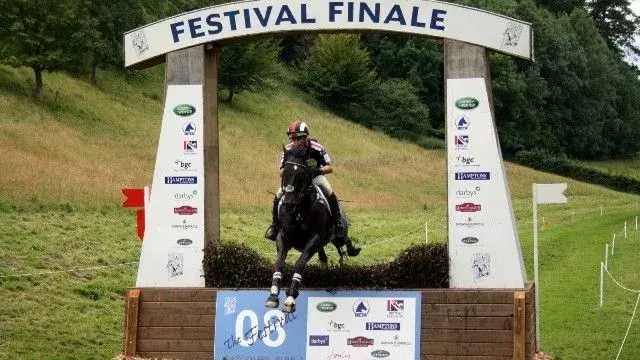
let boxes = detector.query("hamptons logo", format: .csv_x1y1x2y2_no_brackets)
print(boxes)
165,176,197,184
455,172,490,180
169,3,448,43
366,322,400,331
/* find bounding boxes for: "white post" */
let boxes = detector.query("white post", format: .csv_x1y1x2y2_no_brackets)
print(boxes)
600,261,604,308
541,216,545,231
625,222,627,239
612,234,615,255
572,210,575,223
605,243,609,270
425,222,429,245
532,184,541,352
601,205,603,216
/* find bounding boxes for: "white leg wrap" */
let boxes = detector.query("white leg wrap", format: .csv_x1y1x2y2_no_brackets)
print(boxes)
270,286,279,295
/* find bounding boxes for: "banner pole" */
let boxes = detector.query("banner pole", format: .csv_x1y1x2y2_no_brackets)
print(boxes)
532,184,540,351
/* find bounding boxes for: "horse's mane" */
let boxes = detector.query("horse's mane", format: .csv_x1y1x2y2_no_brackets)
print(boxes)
286,145,310,161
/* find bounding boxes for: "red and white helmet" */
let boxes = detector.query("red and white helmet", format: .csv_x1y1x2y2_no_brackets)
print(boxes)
287,121,309,139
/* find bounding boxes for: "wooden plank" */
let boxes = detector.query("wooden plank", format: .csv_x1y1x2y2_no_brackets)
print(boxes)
423,316,512,330
422,290,447,304
139,289,216,302
514,291,526,360
421,342,511,356
137,351,212,360
422,329,512,343
422,303,513,316
137,339,213,352
124,289,141,356
139,314,215,327
203,45,220,248
138,327,213,340
139,302,214,315
423,290,513,304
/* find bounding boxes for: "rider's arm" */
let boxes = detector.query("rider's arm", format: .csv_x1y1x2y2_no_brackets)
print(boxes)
319,164,333,175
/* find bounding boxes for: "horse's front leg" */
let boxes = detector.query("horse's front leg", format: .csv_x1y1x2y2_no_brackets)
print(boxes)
266,232,289,308
283,234,320,313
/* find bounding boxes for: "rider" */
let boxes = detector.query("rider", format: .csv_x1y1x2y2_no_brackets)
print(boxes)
265,120,346,241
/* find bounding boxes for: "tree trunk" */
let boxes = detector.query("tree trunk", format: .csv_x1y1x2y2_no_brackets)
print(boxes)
227,88,234,103
34,67,43,104
90,62,98,86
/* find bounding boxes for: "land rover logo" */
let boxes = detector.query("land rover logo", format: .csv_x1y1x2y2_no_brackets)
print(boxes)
461,237,479,244
455,97,479,110
173,104,196,117
316,301,337,312
371,350,391,358
177,238,193,246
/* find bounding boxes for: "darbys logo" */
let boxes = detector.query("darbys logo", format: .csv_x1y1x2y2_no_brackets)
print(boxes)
174,206,197,215
174,190,198,201
456,203,481,212
455,97,479,110
456,186,480,198
347,336,374,347
309,335,329,346
173,104,196,117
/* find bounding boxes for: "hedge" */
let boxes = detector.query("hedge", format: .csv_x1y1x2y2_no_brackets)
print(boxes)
203,242,448,289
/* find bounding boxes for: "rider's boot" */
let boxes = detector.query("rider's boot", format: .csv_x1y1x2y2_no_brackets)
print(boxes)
327,193,345,237
264,196,280,241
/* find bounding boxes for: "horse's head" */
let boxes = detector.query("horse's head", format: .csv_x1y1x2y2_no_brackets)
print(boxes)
281,145,312,214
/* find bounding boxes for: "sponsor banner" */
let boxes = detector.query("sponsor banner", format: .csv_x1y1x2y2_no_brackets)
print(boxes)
214,290,421,360
136,85,204,287
446,78,525,288
124,0,533,67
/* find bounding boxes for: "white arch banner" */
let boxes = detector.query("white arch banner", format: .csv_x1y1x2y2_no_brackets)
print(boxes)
124,0,533,68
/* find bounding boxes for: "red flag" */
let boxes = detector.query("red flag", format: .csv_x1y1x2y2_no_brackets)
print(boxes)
136,209,145,241
122,188,144,208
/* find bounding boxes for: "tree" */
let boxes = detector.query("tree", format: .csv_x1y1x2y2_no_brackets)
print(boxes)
586,0,640,56
297,34,376,108
0,0,96,102
218,40,280,103
534,0,586,13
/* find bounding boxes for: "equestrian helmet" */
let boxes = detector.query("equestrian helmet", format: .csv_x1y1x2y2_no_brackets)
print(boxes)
287,121,309,139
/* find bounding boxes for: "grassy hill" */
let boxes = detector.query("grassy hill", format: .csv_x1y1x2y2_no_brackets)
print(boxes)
1,65,640,360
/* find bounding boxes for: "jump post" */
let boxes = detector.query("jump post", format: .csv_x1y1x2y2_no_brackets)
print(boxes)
122,1,538,359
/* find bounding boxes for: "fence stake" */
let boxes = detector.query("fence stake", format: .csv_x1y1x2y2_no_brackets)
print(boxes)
612,234,615,255
600,261,604,308
601,205,603,216
605,243,609,270
541,217,545,231
572,210,575,223
636,216,638,231
425,222,428,245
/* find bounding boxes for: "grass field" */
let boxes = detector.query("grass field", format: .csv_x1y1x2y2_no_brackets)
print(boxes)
583,159,640,181
1,65,640,359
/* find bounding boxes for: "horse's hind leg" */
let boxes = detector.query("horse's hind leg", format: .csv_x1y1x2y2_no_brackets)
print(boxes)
332,242,345,265
266,233,289,308
283,234,319,313
318,247,328,269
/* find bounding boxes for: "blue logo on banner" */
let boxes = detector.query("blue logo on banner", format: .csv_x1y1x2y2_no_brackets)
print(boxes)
366,322,401,331
455,172,490,180
165,176,197,184
309,335,329,346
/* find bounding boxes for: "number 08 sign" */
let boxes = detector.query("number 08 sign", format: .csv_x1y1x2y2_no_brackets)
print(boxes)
214,290,421,360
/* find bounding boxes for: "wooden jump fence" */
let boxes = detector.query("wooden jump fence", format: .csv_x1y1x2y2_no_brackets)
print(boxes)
123,283,535,360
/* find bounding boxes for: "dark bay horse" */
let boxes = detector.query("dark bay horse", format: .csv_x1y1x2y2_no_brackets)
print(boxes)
265,146,352,313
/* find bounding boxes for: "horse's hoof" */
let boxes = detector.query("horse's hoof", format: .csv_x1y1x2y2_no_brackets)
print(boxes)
265,295,279,308
282,303,296,313
347,246,361,257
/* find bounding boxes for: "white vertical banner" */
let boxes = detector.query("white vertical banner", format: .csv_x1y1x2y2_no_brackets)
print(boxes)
136,85,205,287
447,78,526,288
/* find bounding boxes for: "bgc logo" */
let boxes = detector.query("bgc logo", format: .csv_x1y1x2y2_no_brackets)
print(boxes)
175,160,193,171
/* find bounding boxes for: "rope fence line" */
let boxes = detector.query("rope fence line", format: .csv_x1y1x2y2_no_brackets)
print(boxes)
0,262,138,279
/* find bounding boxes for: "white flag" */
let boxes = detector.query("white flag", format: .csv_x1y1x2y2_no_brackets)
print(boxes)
534,183,567,204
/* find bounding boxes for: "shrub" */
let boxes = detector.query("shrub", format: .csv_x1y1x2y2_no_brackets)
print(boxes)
203,242,448,289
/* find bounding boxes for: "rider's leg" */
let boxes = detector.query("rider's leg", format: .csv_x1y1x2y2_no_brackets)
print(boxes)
313,175,344,233
265,189,283,240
